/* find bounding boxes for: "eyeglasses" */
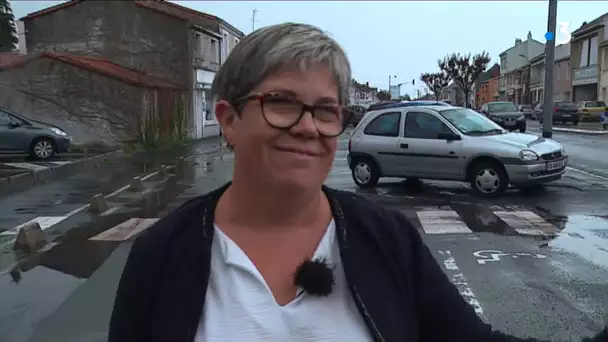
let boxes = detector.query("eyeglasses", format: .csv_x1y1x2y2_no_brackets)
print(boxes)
235,93,352,137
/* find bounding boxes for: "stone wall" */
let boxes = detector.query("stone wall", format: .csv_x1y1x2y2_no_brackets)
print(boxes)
23,1,190,87
0,58,145,145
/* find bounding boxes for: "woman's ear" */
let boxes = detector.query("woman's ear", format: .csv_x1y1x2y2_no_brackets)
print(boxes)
215,100,238,149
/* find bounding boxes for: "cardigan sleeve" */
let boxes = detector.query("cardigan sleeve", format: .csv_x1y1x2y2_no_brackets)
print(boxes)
108,234,155,342
398,212,608,342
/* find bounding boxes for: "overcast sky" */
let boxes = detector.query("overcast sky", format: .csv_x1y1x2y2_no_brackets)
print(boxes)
10,1,608,97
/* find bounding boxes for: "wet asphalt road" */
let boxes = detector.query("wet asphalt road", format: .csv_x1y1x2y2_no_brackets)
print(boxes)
1,129,608,342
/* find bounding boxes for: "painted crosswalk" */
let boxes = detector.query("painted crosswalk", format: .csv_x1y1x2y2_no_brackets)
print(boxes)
1,160,72,172
409,206,558,236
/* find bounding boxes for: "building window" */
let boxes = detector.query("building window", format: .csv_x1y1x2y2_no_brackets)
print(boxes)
210,38,220,64
204,89,215,121
580,35,598,68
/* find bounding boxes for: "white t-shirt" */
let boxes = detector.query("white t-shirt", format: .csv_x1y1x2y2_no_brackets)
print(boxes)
195,220,373,342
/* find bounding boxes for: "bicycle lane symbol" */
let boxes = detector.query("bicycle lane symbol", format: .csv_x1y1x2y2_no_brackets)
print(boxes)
473,250,547,265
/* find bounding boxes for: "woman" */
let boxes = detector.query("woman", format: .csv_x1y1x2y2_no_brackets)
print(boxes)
109,23,607,342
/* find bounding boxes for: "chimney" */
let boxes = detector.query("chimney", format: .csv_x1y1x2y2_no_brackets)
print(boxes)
515,38,522,45
527,31,532,40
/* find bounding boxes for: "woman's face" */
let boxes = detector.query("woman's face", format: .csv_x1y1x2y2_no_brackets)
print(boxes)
216,65,339,191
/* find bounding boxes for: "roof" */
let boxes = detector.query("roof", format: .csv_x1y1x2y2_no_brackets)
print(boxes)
21,0,244,37
0,53,27,68
0,52,182,89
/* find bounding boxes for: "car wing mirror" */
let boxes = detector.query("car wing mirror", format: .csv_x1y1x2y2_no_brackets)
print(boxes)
438,132,461,141
8,122,20,128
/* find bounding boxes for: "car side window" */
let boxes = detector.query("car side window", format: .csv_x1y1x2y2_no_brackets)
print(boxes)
0,112,11,126
363,112,401,137
405,112,452,139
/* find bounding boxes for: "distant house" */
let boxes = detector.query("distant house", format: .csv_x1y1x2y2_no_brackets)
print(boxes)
349,81,379,104
441,82,465,106
7,0,244,142
0,52,186,145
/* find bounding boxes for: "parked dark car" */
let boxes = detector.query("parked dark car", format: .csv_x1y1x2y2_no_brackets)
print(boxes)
0,107,71,160
366,100,400,112
347,104,370,125
539,101,580,125
480,101,526,132
517,104,535,119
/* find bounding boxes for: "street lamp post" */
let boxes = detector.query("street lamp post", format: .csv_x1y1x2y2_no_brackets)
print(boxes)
542,0,558,138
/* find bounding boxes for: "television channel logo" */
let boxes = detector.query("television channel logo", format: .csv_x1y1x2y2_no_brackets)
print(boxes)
545,22,572,45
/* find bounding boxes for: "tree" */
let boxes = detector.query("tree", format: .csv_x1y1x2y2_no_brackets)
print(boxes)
400,94,411,101
377,90,391,101
438,52,490,107
0,0,18,52
420,72,450,101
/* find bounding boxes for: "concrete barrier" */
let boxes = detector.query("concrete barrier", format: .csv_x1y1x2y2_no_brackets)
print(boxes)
129,176,145,191
7,172,35,193
159,165,168,178
13,221,47,253
90,193,109,213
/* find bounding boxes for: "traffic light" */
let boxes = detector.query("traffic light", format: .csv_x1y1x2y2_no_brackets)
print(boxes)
476,92,480,98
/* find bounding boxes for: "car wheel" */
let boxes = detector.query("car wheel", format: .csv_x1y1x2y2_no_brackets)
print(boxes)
351,158,379,188
469,161,508,197
29,138,56,160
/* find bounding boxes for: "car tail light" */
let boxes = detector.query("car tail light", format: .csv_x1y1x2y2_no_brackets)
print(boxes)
553,107,558,112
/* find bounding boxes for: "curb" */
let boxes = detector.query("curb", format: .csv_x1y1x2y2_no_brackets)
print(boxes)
0,150,124,198
553,127,608,135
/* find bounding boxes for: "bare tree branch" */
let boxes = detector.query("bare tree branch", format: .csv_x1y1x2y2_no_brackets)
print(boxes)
420,72,450,101
438,52,490,107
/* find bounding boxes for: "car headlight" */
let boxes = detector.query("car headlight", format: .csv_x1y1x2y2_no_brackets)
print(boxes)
491,116,503,122
516,115,525,121
50,127,67,136
560,146,565,155
519,149,539,161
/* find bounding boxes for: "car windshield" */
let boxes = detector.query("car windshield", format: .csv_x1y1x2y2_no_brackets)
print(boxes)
585,101,606,107
487,102,517,113
440,108,505,135
556,102,576,109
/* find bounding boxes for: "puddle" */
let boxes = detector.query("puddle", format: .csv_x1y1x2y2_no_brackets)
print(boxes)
550,214,608,269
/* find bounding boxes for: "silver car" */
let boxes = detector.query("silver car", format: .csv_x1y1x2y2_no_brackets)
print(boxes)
347,106,567,196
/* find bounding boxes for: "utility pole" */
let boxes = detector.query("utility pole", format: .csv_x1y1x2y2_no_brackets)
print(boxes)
251,8,259,32
542,0,558,138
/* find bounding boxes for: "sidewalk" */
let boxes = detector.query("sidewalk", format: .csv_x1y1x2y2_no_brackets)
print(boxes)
552,122,608,135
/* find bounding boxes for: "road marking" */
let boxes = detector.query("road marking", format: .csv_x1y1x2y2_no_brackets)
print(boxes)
4,162,48,171
49,161,71,165
566,166,608,181
493,210,558,236
417,209,471,234
438,250,485,318
90,217,159,241
473,249,547,264
0,216,68,236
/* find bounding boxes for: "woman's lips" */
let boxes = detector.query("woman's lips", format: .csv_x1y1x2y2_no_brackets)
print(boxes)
273,146,322,157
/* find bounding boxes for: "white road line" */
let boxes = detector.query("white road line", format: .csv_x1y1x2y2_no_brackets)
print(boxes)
4,162,48,171
0,216,68,236
438,250,485,319
566,166,608,181
90,217,158,241
417,209,472,234
493,210,558,236
49,161,71,165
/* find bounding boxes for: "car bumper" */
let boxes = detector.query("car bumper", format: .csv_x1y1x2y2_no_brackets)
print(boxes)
505,156,568,185
56,136,72,153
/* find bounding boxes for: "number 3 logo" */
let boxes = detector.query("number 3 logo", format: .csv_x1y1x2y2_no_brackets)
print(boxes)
556,22,572,44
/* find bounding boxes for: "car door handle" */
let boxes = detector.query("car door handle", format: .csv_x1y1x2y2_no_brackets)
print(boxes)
449,151,455,155
400,143,408,149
